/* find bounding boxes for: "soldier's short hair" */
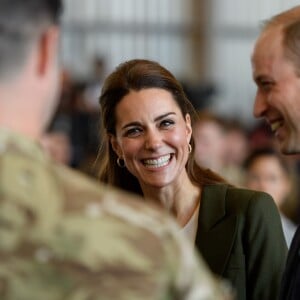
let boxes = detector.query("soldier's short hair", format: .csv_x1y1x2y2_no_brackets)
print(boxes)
0,0,63,79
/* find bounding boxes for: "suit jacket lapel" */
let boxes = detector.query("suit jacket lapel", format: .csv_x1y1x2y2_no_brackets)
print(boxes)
195,184,238,275
281,225,300,296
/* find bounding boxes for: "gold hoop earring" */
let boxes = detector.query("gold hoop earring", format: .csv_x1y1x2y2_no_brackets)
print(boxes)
188,144,192,153
117,157,126,168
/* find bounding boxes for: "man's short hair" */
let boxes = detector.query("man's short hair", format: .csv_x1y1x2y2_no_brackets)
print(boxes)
0,0,63,79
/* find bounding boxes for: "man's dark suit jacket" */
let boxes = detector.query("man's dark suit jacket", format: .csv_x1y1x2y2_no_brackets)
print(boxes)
195,184,287,300
280,225,300,300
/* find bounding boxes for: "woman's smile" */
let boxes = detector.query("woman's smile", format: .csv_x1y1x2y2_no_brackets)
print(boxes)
141,154,173,169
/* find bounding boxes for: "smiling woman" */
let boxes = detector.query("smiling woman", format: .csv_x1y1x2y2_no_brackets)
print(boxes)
97,59,287,300
110,88,193,195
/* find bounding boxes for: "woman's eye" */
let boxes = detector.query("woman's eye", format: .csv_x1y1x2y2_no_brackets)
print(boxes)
125,127,142,137
160,119,175,128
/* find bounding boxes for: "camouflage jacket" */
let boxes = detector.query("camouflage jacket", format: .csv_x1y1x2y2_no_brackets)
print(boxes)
0,129,230,300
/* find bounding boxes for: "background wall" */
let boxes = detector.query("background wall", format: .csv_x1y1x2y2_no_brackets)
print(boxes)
209,0,300,125
61,0,203,80
60,0,300,126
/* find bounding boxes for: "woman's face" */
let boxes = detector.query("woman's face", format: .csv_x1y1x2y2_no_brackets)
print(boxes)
110,88,192,189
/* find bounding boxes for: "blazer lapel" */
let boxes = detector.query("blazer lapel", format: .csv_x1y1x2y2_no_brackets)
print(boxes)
195,184,238,275
280,225,300,296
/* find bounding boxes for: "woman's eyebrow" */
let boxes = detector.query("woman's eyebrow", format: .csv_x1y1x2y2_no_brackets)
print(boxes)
154,112,176,122
121,121,141,130
121,112,176,130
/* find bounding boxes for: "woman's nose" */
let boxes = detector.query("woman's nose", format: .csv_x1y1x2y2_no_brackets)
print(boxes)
145,129,162,150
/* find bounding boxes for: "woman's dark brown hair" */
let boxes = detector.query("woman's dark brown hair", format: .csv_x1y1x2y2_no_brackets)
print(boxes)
98,59,226,195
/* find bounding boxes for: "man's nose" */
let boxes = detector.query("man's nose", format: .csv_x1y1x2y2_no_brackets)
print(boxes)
253,91,268,118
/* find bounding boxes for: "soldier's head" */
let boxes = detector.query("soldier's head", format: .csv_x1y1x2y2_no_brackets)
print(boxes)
0,0,62,79
0,0,63,138
251,6,300,154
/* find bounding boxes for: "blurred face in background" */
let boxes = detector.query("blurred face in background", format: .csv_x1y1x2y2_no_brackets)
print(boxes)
245,155,291,208
40,132,71,165
225,129,249,166
193,120,226,172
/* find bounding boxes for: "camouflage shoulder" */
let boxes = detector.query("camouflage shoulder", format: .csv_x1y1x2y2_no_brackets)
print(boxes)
0,141,232,300
53,165,233,300
54,163,181,235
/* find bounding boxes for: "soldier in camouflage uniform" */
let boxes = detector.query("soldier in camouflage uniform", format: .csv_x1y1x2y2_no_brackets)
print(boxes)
0,0,231,299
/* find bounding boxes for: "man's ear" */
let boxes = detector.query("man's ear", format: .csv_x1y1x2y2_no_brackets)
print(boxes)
37,26,60,75
109,134,123,158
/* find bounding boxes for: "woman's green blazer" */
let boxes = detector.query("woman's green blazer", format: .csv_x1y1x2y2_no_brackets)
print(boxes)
195,184,287,300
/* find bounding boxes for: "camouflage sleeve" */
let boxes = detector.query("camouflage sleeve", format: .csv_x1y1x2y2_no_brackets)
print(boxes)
161,218,234,300
0,202,230,300
0,156,232,300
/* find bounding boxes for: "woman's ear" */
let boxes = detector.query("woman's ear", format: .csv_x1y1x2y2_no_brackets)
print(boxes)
185,113,192,143
109,134,122,157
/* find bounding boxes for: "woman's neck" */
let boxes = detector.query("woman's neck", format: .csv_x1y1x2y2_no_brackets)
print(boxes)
141,173,201,227
172,181,201,227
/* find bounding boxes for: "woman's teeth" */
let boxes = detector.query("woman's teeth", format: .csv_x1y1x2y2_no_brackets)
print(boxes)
143,154,171,168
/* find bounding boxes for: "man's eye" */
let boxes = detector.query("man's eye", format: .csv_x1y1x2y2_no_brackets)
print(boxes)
262,81,271,86
260,81,273,90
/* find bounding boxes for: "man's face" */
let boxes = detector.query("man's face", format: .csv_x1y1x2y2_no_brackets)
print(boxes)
252,27,300,154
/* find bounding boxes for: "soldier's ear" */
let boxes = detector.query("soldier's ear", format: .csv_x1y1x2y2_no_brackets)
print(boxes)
109,134,123,157
37,26,59,76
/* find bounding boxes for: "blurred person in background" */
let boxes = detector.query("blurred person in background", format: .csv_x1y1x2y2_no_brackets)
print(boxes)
243,147,297,247
223,119,249,171
193,111,246,186
251,5,300,300
83,56,106,113
40,130,72,165
192,111,227,174
98,58,287,300
0,1,231,299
